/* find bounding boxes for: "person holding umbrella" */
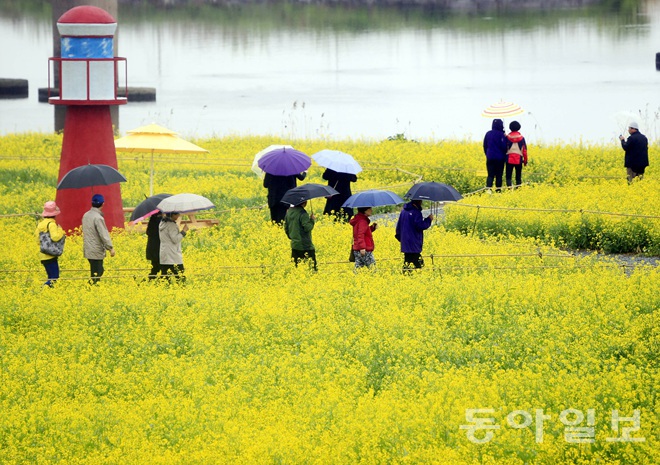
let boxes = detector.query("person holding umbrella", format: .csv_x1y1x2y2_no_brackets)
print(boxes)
284,200,317,271
159,212,189,282
264,172,307,224
349,207,378,269
145,211,163,279
35,201,65,287
322,168,358,221
395,200,434,273
258,147,312,224
82,194,116,284
312,149,362,221
483,118,508,192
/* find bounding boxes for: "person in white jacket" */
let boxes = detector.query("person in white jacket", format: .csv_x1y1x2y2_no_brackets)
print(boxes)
82,194,115,284
159,212,188,282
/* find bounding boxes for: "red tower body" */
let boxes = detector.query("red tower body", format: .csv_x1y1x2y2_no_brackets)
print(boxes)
49,5,127,232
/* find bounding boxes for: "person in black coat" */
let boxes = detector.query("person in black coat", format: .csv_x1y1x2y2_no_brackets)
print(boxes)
483,119,508,191
145,212,162,279
322,168,357,221
263,171,307,224
619,121,649,183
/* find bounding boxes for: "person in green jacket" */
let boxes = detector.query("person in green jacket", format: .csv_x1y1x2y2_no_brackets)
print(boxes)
284,200,317,271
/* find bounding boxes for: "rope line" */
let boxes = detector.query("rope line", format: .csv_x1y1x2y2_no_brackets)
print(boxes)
446,203,660,219
0,251,628,277
4,262,643,285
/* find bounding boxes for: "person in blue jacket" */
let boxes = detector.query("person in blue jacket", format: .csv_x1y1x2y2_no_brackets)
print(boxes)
395,199,434,272
483,118,508,191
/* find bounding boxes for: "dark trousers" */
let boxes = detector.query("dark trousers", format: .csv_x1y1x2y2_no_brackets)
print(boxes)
269,203,289,224
292,249,317,271
403,253,424,273
486,159,505,189
41,258,59,286
88,259,104,284
506,163,522,187
148,259,160,279
160,264,185,283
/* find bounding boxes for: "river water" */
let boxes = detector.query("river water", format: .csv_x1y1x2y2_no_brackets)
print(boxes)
1,2,659,144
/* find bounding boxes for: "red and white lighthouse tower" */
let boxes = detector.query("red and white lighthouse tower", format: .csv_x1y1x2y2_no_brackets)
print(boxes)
49,5,127,232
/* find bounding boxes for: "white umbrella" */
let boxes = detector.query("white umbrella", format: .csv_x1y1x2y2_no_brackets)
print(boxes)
482,101,525,118
156,193,214,213
252,144,293,178
613,110,641,138
312,149,362,175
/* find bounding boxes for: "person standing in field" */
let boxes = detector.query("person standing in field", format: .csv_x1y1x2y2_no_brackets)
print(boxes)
483,118,508,191
395,199,434,272
145,211,163,279
159,212,188,282
619,121,649,183
82,194,115,284
263,172,307,224
284,200,317,271
505,121,528,188
350,207,378,269
322,168,357,221
35,201,65,287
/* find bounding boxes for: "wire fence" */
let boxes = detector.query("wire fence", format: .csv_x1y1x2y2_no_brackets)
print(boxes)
2,250,652,285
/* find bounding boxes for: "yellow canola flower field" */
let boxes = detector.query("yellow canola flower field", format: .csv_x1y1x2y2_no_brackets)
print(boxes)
0,133,658,464
445,179,660,254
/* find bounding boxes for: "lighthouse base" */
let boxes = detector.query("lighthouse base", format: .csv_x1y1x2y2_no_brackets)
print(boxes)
55,105,125,233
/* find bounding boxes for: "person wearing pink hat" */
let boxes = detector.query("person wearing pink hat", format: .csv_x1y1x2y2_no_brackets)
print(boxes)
35,201,65,287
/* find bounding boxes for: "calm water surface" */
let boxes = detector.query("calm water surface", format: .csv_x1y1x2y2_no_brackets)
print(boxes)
1,2,659,144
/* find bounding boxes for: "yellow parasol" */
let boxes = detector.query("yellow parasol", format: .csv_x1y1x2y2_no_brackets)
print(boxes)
114,123,209,195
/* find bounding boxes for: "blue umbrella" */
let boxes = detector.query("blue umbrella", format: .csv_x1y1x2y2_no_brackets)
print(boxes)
341,189,404,208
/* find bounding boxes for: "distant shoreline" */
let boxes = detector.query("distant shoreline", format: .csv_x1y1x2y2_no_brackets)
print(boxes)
117,0,603,11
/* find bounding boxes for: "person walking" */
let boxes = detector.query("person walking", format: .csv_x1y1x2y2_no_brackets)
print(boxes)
395,200,434,272
284,200,317,271
263,171,307,224
35,201,65,287
322,168,358,221
82,194,115,284
145,211,162,279
350,207,378,269
505,121,528,188
483,118,508,191
619,121,649,183
159,212,188,282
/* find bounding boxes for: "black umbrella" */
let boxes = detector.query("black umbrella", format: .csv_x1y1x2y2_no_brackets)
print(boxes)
130,193,172,221
57,164,127,190
405,182,463,202
280,183,339,206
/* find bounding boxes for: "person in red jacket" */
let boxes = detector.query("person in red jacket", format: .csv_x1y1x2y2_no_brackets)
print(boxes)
349,207,378,269
505,121,528,188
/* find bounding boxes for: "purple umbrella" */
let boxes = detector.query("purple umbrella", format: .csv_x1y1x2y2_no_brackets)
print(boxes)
257,147,311,176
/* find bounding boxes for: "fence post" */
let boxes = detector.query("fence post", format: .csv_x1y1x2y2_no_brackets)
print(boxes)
471,206,481,237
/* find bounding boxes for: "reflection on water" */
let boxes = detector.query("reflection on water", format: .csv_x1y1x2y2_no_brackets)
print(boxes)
0,1,659,143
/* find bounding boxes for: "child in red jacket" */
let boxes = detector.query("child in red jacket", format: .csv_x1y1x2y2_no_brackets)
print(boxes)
349,207,378,269
505,121,528,188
